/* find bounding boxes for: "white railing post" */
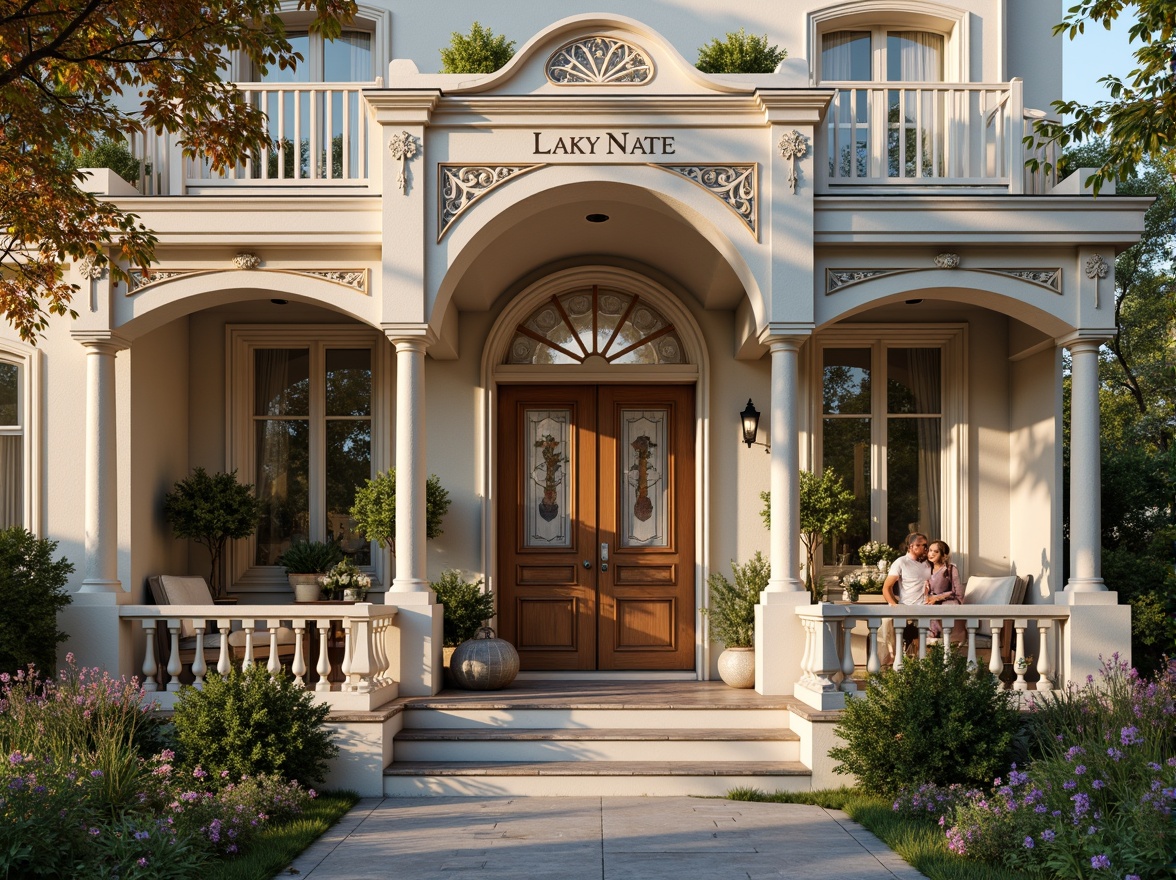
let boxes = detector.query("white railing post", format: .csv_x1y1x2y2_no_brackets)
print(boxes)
865,617,881,675
893,620,905,671
191,628,207,688
840,616,856,688
1007,78,1025,194
292,625,307,687
1012,621,1029,691
216,620,232,677
1036,621,1054,691
267,622,282,678
989,620,1005,683
965,620,979,669
341,619,355,691
166,620,183,692
316,622,331,692
241,626,256,669
141,622,159,692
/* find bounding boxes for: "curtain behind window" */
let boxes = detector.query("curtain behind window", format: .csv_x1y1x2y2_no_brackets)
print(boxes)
887,32,943,82
822,31,871,81
0,436,20,529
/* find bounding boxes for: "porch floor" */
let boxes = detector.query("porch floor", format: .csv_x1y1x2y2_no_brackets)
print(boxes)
397,679,798,710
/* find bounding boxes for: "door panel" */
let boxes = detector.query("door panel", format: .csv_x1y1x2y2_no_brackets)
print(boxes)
497,384,695,671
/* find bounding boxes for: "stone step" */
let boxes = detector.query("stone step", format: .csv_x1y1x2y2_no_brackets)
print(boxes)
383,760,811,797
393,727,801,762
401,706,792,729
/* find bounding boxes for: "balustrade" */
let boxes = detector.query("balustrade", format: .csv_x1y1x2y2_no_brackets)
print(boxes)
119,603,398,711
793,603,1070,710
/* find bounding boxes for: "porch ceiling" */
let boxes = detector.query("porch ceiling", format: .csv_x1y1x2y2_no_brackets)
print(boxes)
447,183,747,313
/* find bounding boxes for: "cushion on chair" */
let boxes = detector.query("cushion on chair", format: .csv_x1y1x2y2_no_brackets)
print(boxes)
149,575,215,638
963,576,1018,636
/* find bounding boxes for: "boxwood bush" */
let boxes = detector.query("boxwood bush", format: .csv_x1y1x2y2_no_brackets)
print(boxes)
0,527,74,677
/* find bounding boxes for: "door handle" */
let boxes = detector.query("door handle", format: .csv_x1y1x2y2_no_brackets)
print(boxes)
600,542,609,572
583,560,592,569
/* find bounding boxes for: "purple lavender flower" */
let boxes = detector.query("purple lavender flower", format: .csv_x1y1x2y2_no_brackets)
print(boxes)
1120,726,1141,746
1072,792,1091,817
1090,854,1110,869
137,857,148,867
1075,765,1087,775
89,769,103,778
1023,836,1034,848
1107,748,1123,762
1092,779,1105,790
1040,829,1056,842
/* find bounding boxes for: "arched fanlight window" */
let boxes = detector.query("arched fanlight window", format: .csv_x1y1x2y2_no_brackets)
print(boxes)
507,286,685,365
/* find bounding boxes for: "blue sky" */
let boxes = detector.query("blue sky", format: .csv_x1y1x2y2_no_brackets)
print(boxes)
1061,12,1138,106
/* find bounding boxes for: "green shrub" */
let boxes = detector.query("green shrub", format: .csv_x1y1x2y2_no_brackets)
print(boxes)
440,22,516,73
431,570,494,647
57,136,147,186
276,539,343,574
172,666,337,786
703,552,767,648
350,469,451,552
696,28,787,74
829,647,1020,795
0,527,74,677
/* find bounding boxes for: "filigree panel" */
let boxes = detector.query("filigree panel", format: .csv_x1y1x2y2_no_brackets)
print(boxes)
302,270,369,292
546,37,653,85
621,409,667,548
658,164,757,236
525,410,572,548
825,269,904,293
985,269,1062,293
439,165,542,240
127,269,195,292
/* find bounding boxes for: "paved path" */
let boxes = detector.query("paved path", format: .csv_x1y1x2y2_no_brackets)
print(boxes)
281,797,926,879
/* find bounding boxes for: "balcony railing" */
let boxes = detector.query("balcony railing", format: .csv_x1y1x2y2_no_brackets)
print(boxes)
794,603,1072,710
129,82,374,195
119,602,398,711
817,78,1057,194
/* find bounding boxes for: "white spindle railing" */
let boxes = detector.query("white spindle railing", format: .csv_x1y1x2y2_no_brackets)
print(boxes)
794,603,1071,710
818,79,1053,192
127,82,374,194
119,603,398,711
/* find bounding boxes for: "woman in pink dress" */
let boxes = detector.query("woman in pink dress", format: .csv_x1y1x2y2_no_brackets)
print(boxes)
926,540,965,642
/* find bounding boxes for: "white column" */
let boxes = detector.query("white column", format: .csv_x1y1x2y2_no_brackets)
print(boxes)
79,336,127,593
767,336,805,593
391,336,429,592
1065,338,1106,591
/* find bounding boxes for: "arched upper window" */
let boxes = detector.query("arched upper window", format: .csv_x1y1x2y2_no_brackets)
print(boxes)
821,29,944,84
507,286,686,366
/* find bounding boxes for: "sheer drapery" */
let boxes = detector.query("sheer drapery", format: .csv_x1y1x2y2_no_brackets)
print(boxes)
887,31,943,82
907,349,942,539
254,349,309,565
822,31,870,81
0,435,21,529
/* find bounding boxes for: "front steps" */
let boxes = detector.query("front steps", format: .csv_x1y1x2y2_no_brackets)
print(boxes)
383,681,811,796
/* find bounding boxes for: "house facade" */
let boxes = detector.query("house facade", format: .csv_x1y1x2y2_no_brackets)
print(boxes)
1,0,1143,793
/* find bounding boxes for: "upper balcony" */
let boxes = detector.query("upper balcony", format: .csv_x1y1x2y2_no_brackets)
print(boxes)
121,78,1056,198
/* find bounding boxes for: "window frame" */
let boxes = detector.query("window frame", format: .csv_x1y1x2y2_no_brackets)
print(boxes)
234,2,390,83
808,324,967,575
0,339,40,533
809,1,968,85
227,325,390,592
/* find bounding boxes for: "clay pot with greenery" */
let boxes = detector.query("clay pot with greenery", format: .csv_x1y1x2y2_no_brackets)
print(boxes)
703,552,768,688
277,540,345,602
163,468,262,599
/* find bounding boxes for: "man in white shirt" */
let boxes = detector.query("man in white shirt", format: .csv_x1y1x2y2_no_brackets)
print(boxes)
879,533,930,664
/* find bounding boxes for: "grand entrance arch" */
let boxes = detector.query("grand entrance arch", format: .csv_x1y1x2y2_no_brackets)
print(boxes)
482,267,709,672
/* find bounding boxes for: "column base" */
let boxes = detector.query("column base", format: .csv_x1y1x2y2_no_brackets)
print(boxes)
755,592,811,695
1061,578,1108,596
391,578,431,594
79,579,123,594
761,583,806,603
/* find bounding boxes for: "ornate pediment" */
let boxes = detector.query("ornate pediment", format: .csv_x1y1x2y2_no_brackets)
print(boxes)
546,36,654,85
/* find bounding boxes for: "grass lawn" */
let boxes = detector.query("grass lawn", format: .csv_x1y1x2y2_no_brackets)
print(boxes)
727,788,1029,880
205,790,359,880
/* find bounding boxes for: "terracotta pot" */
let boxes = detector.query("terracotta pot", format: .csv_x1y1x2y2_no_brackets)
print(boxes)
288,573,322,603
717,646,756,688
450,627,520,690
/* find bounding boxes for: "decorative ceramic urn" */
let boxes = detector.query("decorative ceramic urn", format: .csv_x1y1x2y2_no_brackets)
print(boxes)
716,646,756,688
449,626,520,690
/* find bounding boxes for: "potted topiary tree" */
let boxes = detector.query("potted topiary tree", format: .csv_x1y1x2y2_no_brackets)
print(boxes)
350,469,451,556
702,552,768,688
277,540,344,602
163,468,262,600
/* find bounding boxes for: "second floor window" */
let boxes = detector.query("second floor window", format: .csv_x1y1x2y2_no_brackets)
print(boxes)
821,29,944,83
259,30,373,83
0,360,22,530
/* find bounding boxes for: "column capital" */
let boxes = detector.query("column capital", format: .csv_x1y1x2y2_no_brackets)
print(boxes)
383,324,437,351
71,330,130,354
1056,332,1110,353
758,325,813,349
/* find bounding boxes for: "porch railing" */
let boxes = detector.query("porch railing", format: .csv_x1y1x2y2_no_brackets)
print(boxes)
817,78,1057,194
128,82,374,195
119,603,398,711
794,603,1072,710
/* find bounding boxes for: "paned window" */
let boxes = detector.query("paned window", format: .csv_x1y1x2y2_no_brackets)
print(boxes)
0,359,23,529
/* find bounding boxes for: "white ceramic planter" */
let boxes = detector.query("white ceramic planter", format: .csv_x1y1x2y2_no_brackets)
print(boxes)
716,646,756,688
288,573,322,602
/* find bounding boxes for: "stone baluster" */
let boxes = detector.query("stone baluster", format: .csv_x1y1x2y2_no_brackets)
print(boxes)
989,620,1005,684
241,626,256,669
216,621,232,677
291,626,307,687
798,618,816,688
348,616,374,694
267,623,282,678
1012,621,1029,691
840,617,856,689
893,620,905,671
865,618,881,675
371,618,389,684
965,620,979,669
940,617,955,663
142,622,159,692
191,628,207,688
1036,621,1054,691
341,619,355,692
315,621,331,692
916,619,929,659
166,621,183,692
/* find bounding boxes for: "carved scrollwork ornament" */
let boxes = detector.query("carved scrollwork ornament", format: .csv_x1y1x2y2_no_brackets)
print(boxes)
438,165,541,239
661,164,757,235
1085,254,1109,308
388,131,419,194
233,253,261,270
777,130,809,194
546,36,653,85
77,253,105,280
934,253,961,270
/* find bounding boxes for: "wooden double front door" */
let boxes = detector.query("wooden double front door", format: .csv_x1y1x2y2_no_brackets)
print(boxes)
497,385,695,670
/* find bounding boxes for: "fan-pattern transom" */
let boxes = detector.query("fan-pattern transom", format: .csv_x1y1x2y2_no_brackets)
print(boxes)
507,286,685,365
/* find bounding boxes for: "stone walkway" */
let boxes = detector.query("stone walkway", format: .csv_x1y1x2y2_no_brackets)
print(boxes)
282,797,926,879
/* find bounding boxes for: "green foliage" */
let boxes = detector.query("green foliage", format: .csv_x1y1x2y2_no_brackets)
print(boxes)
830,647,1020,795
0,527,74,676
172,666,338,786
350,469,452,552
318,558,371,599
439,22,516,74
59,136,147,186
1102,541,1176,678
163,468,263,597
430,570,494,647
761,468,855,602
1026,2,1176,194
695,28,786,74
703,552,767,648
276,539,343,574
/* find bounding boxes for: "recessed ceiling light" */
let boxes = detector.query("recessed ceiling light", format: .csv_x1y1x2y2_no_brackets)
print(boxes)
586,213,610,223
271,299,288,305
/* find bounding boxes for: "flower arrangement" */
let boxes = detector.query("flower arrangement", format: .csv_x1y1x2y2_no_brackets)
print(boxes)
842,568,884,600
857,540,897,567
318,559,371,600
